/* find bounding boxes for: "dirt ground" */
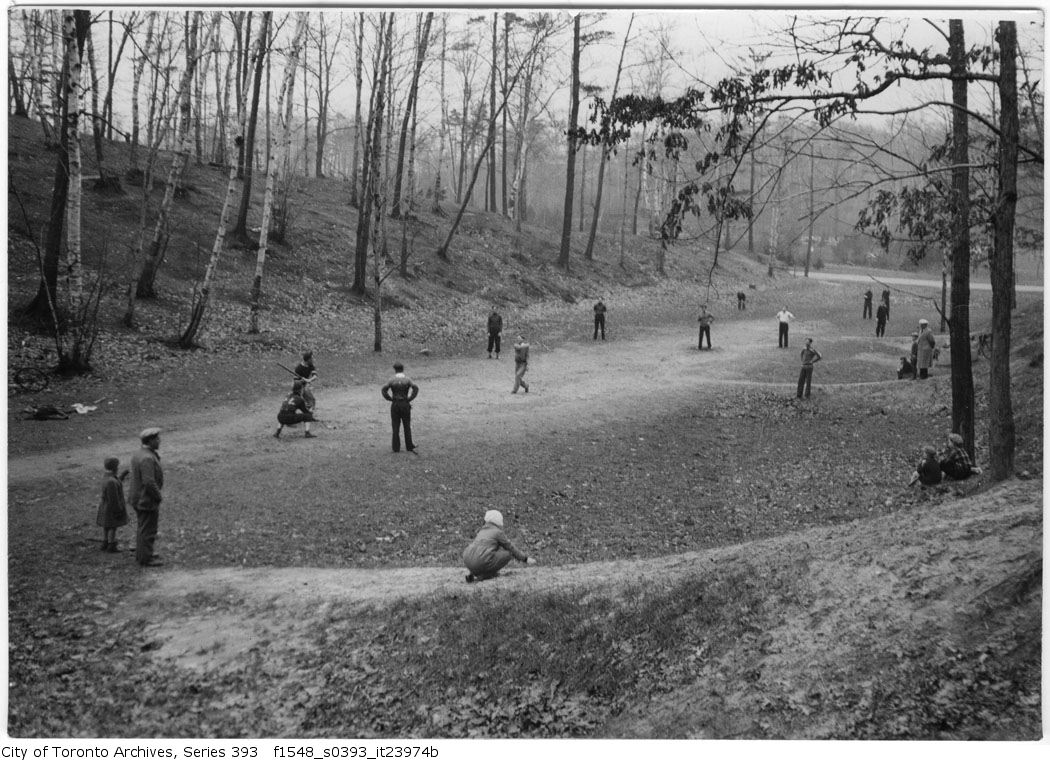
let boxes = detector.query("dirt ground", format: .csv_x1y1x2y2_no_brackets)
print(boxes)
5,286,1044,738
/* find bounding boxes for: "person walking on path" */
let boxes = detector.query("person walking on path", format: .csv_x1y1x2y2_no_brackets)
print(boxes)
486,308,503,358
776,306,795,348
737,291,747,310
875,301,889,337
129,428,164,567
381,362,419,453
463,509,536,582
293,350,318,411
916,319,937,379
593,299,607,340
881,289,891,318
697,305,714,350
863,289,873,319
274,380,316,438
512,335,531,393
96,457,128,553
796,337,822,399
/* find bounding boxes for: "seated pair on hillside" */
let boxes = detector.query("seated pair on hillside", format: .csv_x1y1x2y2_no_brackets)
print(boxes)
910,432,982,486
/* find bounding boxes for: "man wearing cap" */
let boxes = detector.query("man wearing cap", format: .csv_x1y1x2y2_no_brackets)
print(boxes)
129,428,164,566
381,362,419,453
916,319,937,379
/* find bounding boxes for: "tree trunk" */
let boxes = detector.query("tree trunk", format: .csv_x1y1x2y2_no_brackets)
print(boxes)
578,144,587,233
232,10,271,241
129,12,155,172
804,149,814,276
59,11,93,373
350,14,364,207
632,124,646,236
249,12,308,333
391,12,433,219
988,20,1018,480
556,14,580,270
948,19,976,459
487,13,498,213
353,14,392,294
85,31,106,179
501,12,510,216
431,16,447,214
585,14,633,261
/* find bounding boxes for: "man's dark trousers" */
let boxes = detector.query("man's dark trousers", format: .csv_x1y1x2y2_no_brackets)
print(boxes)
487,331,501,355
698,326,711,349
390,400,414,452
135,507,159,565
797,366,814,398
779,322,789,348
593,315,605,340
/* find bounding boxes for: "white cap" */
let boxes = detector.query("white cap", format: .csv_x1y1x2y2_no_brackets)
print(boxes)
484,509,504,528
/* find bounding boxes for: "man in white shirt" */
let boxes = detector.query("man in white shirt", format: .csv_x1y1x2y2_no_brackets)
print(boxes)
776,306,795,348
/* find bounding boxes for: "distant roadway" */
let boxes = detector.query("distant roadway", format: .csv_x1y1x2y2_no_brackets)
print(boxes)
808,271,1044,293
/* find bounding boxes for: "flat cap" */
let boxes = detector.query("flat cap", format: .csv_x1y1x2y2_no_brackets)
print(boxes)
139,427,162,440
918,318,929,325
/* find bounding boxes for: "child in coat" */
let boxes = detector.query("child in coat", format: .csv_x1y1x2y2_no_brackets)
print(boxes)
97,457,129,552
462,510,536,582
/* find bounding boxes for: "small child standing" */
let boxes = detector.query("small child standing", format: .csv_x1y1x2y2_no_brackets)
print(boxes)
97,457,129,552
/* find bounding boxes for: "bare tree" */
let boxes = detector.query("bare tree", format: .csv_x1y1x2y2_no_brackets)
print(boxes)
584,14,634,261
231,10,272,243
132,12,220,300
249,12,309,333
988,19,1019,480
391,11,433,219
556,14,581,270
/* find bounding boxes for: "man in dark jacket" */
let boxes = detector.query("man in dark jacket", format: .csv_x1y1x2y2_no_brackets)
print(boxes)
487,308,503,358
875,301,889,337
593,299,607,340
129,427,164,566
863,289,873,319
381,362,419,453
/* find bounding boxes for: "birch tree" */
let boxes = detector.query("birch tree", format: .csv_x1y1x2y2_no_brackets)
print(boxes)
249,12,310,333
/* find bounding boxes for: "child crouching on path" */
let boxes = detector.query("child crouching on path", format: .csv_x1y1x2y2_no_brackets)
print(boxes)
97,457,129,552
462,510,536,583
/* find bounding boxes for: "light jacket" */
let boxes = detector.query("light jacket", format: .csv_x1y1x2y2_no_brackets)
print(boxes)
462,522,528,574
917,328,937,369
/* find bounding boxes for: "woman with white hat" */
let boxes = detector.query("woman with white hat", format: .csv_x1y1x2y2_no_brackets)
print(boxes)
916,319,937,379
462,509,536,583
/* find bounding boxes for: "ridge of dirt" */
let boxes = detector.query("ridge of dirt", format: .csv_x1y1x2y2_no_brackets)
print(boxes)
122,476,1040,686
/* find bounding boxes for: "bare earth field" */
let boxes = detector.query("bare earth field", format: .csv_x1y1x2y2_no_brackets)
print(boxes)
6,280,1044,740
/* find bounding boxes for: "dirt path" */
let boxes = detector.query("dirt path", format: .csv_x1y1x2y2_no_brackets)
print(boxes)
7,315,809,483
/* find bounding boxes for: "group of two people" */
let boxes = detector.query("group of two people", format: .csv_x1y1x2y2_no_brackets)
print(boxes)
897,319,938,380
863,289,892,337
911,431,982,486
96,427,164,566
